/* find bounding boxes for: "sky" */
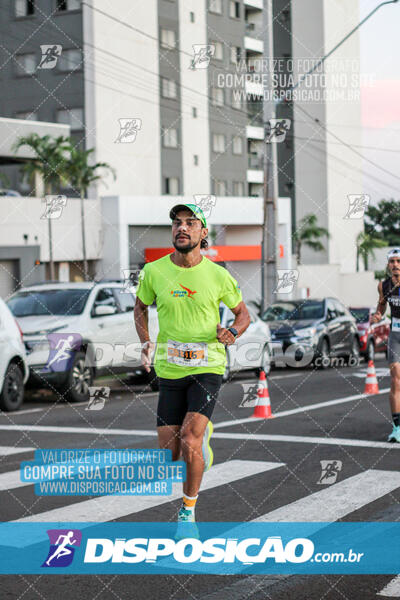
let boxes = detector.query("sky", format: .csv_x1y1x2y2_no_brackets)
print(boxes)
359,0,400,203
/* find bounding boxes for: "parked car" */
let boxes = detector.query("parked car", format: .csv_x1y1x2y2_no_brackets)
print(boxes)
349,307,390,361
7,282,159,402
261,298,360,369
0,298,29,411
220,303,272,381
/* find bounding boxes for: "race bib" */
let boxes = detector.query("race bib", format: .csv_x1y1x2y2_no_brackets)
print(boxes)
392,317,400,330
167,340,208,367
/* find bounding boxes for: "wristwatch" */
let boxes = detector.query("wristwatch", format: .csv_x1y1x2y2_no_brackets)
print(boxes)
227,327,238,338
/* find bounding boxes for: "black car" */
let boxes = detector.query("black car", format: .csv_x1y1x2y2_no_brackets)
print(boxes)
261,298,360,369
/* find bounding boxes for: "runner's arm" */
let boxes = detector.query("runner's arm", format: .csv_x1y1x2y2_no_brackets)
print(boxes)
134,297,155,372
217,301,250,345
371,281,387,324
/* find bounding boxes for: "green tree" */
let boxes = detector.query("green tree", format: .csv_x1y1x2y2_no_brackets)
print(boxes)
13,134,70,279
365,199,400,245
292,214,330,265
356,231,387,271
64,145,116,281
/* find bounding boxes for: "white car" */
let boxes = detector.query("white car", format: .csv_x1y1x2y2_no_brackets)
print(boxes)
0,298,29,411
220,303,272,381
7,282,159,402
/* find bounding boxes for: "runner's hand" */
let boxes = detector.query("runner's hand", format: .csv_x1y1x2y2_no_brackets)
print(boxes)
141,341,155,372
370,312,382,324
217,323,236,346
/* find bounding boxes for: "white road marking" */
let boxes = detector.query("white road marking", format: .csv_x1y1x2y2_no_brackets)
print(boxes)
0,408,44,415
0,446,36,456
0,424,156,436
213,432,400,450
378,576,400,597
214,388,390,430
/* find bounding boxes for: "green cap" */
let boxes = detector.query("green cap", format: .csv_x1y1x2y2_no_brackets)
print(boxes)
169,203,207,228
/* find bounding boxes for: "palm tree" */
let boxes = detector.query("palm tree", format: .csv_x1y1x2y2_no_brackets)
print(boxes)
13,134,70,279
64,146,116,281
356,231,386,271
292,214,330,265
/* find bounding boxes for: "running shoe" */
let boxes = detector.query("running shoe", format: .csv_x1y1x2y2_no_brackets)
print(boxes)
202,420,214,472
175,506,199,540
388,425,400,443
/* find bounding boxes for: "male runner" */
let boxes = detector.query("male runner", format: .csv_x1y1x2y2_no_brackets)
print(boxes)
371,247,400,442
134,203,250,529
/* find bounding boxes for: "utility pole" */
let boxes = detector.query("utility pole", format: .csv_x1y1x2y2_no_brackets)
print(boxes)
260,0,398,315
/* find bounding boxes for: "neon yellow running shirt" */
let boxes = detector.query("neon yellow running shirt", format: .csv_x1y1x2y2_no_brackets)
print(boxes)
136,254,242,379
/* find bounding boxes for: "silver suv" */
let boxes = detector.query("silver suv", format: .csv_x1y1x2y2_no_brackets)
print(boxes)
7,281,158,402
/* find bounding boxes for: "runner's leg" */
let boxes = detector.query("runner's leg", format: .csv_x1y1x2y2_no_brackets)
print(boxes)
180,411,209,497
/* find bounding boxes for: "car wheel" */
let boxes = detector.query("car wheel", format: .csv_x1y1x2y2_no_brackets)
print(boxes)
317,338,331,369
255,343,271,377
346,336,361,366
0,363,24,412
63,351,94,402
366,339,375,362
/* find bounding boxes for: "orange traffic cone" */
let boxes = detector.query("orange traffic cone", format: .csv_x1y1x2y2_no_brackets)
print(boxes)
364,360,379,394
252,370,273,418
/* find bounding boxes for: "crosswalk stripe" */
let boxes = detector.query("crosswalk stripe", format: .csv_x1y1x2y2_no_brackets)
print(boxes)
378,575,400,597
0,446,36,456
0,425,155,436
8,460,284,547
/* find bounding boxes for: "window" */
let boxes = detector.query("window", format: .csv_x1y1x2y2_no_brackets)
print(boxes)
15,0,35,17
161,77,177,99
333,299,346,317
160,28,176,49
16,111,38,120
212,133,226,153
116,290,134,312
56,0,80,10
165,177,179,195
232,135,243,154
56,107,84,131
92,288,118,315
190,11,195,22
231,91,242,110
213,180,227,196
211,87,224,107
58,48,82,72
233,181,244,196
213,41,223,60
194,155,199,166
209,0,222,14
230,46,241,64
15,53,36,75
229,0,240,19
326,299,338,320
192,107,197,118
163,127,178,148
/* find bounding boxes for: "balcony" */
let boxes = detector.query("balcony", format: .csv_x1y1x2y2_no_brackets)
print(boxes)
246,125,264,140
244,23,263,53
245,77,263,97
244,0,263,10
247,155,264,184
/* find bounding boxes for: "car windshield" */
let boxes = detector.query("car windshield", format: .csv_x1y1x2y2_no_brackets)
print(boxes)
350,308,370,323
7,289,91,317
263,301,324,321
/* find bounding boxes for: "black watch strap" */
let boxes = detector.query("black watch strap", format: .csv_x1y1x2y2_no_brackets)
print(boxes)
228,326,238,338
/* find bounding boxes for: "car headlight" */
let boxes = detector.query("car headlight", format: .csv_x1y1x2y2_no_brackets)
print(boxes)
293,327,316,339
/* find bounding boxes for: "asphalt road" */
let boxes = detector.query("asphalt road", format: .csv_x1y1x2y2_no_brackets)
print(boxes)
0,355,399,599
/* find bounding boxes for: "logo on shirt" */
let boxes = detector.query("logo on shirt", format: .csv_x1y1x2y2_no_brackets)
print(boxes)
170,284,197,298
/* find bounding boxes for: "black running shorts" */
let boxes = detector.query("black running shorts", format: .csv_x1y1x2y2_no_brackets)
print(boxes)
156,373,223,427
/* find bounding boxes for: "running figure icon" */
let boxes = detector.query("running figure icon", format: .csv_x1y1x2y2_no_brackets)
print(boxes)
45,531,77,566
